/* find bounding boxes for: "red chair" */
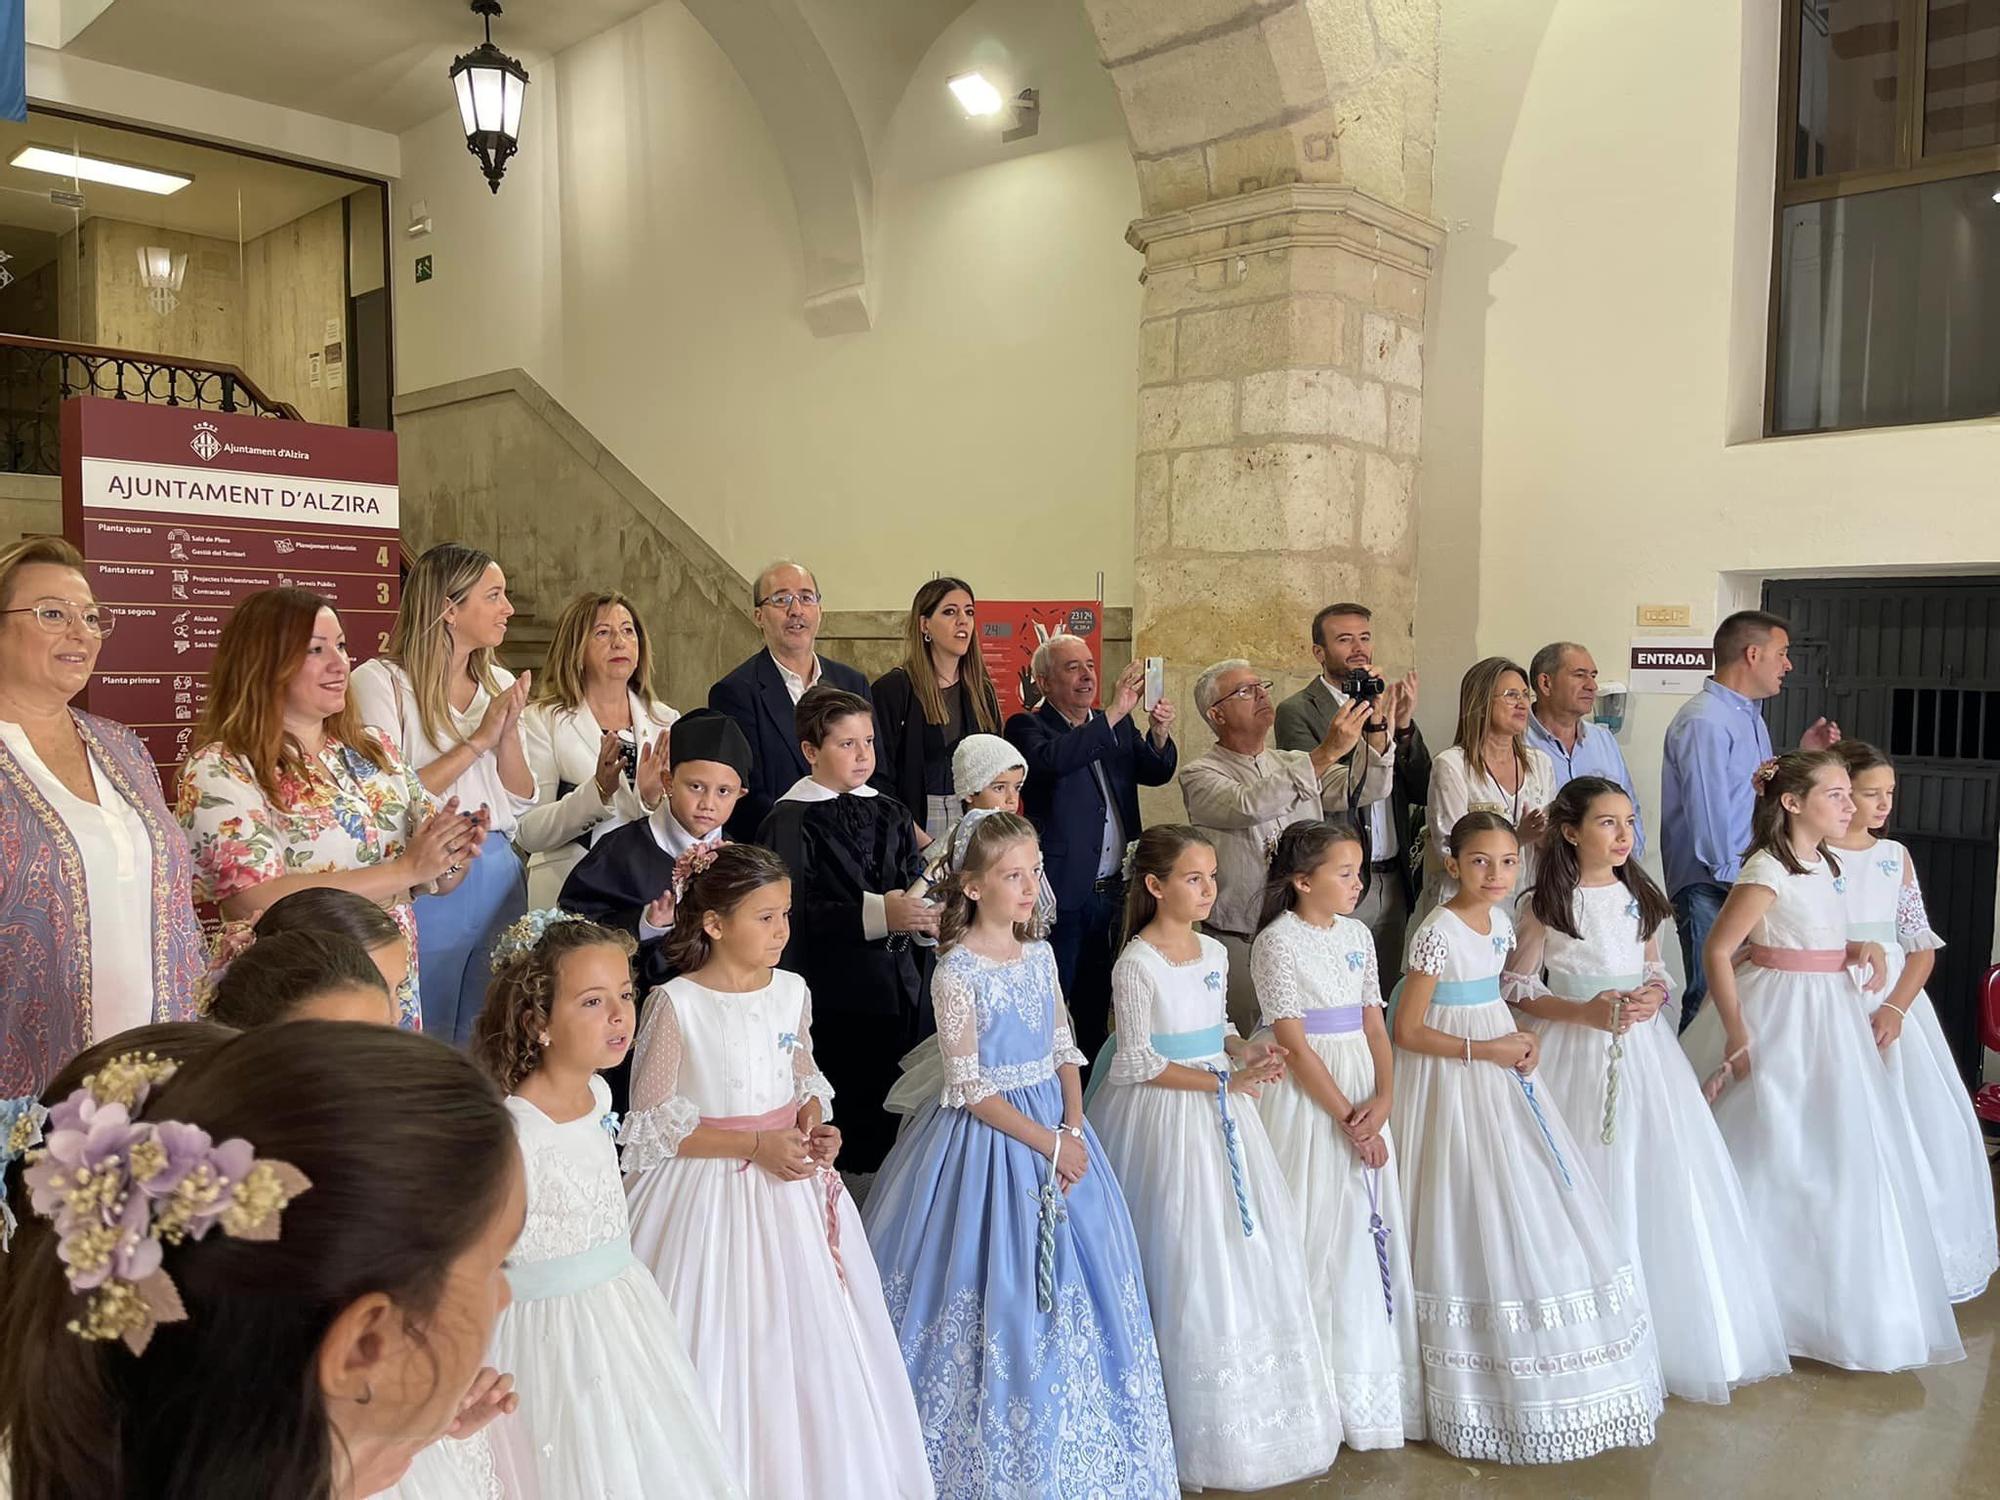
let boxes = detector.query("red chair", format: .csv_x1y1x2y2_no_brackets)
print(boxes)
1976,965,2000,1130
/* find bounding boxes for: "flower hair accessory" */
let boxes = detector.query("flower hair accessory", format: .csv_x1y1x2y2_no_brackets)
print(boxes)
1750,758,1780,794
491,907,588,971
948,807,1008,876
1,1094,49,1251
21,1052,312,1354
671,841,723,900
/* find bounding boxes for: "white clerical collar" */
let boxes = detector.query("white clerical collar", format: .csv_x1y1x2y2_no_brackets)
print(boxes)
648,805,724,858
770,651,822,695
779,775,879,804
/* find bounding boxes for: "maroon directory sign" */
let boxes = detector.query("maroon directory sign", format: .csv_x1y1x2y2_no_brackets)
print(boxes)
60,397,399,780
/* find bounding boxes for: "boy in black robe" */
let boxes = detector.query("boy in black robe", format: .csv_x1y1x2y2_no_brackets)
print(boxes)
757,685,934,1172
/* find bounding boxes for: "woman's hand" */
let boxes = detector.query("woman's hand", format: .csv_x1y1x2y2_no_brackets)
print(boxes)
591,729,626,800
470,674,533,754
1515,806,1549,843
634,731,668,811
1870,1005,1905,1051
807,1123,842,1169
643,886,676,932
400,797,475,885
1053,1128,1088,1190
445,1367,518,1441
750,1127,815,1181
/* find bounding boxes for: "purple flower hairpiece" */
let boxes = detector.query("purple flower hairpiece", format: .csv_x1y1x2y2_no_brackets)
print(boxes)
19,1051,311,1354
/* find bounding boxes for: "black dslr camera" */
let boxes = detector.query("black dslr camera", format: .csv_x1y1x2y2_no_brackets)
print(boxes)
1342,668,1385,704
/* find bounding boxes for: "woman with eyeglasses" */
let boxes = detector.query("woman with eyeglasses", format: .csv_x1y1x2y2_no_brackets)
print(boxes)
1417,656,1558,924
0,537,205,1098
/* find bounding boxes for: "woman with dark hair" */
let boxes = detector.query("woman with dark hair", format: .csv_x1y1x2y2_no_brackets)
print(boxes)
0,1022,524,1500
869,577,1002,844
178,587,481,1032
0,537,205,1099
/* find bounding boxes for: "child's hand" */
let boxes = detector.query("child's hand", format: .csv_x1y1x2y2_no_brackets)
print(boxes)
1228,1051,1285,1097
1354,1133,1389,1170
1857,942,1890,993
1239,1037,1288,1071
1623,983,1668,1026
1053,1129,1088,1190
1513,1030,1540,1075
751,1127,815,1181
1870,1005,1905,1051
884,891,940,936
446,1366,517,1441
1343,1094,1391,1146
1580,991,1624,1033
643,887,676,931
807,1123,842,1168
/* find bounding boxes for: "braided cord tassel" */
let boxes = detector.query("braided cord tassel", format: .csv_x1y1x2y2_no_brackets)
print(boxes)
817,1166,848,1288
1364,1165,1394,1323
1601,993,1625,1145
1516,1074,1574,1190
1032,1146,1068,1314
1208,1066,1256,1239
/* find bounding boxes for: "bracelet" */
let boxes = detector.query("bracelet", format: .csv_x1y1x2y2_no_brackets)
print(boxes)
1462,1036,1473,1067
1881,1001,1909,1019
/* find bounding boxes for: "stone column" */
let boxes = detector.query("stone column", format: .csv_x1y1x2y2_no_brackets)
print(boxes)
1129,186,1443,782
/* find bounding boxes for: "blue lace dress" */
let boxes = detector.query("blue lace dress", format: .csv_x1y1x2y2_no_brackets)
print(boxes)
862,940,1179,1499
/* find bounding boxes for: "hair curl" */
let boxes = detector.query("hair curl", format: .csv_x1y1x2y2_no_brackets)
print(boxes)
933,812,1039,951
472,918,636,1092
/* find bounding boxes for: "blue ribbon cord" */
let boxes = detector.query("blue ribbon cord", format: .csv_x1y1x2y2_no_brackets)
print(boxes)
1031,1141,1068,1315
1515,1075,1573,1190
1364,1165,1394,1323
1208,1066,1256,1239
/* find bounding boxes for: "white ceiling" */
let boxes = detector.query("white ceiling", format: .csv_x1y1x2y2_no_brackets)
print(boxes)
63,0,663,134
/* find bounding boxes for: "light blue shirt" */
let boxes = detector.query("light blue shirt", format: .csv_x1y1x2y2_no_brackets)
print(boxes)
1660,678,1772,897
1525,712,1646,858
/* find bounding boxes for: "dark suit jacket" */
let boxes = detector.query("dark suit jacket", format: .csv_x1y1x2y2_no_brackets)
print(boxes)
1273,675,1433,903
709,650,872,839
1006,702,1178,910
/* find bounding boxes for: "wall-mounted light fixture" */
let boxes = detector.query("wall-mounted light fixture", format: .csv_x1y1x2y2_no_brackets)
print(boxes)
136,246,187,316
947,72,1039,142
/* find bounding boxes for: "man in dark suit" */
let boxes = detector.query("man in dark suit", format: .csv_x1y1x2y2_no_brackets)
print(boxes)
1007,634,1178,1059
709,560,872,839
1274,601,1431,972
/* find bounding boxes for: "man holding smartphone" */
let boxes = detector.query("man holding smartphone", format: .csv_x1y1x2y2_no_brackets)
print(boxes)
1275,602,1431,972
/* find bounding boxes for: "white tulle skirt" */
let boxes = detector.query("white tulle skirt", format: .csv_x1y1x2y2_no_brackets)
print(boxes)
1865,949,1998,1303
1699,963,1964,1371
1528,1011,1790,1402
1391,999,1662,1464
1255,1030,1424,1449
484,1254,740,1499
1087,1056,1341,1490
626,1155,934,1500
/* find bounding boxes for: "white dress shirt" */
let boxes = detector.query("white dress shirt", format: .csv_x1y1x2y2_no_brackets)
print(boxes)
517,693,679,908
1325,677,1399,860
349,658,538,837
772,651,824,705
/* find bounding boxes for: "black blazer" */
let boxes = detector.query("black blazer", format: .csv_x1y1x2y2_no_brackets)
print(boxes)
1006,702,1178,910
709,651,872,839
868,666,1001,822
1273,676,1432,903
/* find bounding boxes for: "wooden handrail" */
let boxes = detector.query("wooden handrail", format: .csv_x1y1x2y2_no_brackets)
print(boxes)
0,331,303,420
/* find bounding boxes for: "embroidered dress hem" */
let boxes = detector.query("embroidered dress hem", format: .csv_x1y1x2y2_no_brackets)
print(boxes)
1423,1378,1661,1466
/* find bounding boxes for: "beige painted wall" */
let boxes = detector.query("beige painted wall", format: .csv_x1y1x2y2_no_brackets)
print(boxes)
1420,1,2000,973
242,199,348,424
393,0,1142,614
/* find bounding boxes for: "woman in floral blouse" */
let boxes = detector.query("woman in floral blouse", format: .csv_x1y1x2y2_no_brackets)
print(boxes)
176,587,484,1028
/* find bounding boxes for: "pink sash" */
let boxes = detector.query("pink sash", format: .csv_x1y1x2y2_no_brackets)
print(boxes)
1746,945,1846,973
702,1100,846,1285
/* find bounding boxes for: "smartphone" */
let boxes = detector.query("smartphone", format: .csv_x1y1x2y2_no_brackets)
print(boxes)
1142,656,1165,712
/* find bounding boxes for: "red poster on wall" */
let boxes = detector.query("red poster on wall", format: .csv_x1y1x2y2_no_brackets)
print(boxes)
979,601,1103,719
61,397,399,782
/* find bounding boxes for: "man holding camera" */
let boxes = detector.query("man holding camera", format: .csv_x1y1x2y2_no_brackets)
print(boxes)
1275,602,1430,971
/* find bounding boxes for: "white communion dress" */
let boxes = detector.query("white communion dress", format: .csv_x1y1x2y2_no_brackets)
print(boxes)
1837,837,1998,1302
371,1433,503,1500
1086,934,1341,1490
1505,883,1791,1403
621,971,934,1500
484,1074,740,1500
1251,911,1425,1450
1390,905,1662,1464
1702,851,1963,1371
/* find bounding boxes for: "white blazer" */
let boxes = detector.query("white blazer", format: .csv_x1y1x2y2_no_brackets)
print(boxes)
517,693,678,909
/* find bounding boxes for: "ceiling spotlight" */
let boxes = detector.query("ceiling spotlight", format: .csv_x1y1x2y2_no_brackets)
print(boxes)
948,72,1004,117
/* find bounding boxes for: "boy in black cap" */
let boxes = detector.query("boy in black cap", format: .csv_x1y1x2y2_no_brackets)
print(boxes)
561,707,752,991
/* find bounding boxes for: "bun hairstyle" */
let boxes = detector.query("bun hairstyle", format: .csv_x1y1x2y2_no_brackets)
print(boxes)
1121,824,1216,944
934,810,1039,951
1257,818,1363,933
1746,748,1848,877
1446,809,1519,859
207,930,390,1029
0,1024,513,1500
253,887,403,953
1530,777,1673,941
474,916,637,1092
663,843,792,974
1834,739,1894,781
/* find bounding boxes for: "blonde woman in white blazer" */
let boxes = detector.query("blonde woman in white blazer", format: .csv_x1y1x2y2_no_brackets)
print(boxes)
518,591,679,909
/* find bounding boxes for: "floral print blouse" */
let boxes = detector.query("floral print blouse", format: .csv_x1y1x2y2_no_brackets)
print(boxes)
175,729,432,1029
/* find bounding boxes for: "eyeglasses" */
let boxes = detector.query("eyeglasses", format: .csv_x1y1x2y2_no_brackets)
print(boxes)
1214,679,1274,708
1493,689,1532,704
757,591,820,610
1,598,116,637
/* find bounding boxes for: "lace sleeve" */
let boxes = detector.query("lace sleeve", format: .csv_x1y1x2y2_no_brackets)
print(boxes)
1251,927,1306,1023
1046,945,1087,1069
933,955,992,1109
1361,938,1387,1007
617,986,701,1171
1500,909,1551,1004
1106,953,1168,1084
1408,921,1451,977
791,984,836,1118
1896,853,1944,952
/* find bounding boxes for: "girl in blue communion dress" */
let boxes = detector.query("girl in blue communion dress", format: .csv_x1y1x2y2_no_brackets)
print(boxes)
864,809,1179,1500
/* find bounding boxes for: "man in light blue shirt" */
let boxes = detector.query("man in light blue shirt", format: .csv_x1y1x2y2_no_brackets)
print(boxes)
1526,642,1645,855
1660,611,1839,1031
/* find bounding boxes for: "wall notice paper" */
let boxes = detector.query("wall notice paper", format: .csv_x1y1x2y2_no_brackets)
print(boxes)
1629,636,1715,695
980,601,1103,718
62,397,400,779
